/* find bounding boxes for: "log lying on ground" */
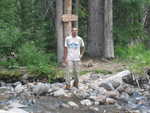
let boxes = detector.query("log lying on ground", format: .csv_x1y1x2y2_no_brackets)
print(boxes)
100,70,131,84
79,70,131,90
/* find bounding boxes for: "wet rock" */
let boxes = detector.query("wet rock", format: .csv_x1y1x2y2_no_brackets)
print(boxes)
31,82,51,95
106,97,116,104
53,89,66,97
68,101,79,108
99,82,114,91
80,99,93,106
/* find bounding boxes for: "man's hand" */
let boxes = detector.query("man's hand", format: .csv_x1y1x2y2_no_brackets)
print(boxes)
63,56,68,65
64,59,68,65
80,54,83,59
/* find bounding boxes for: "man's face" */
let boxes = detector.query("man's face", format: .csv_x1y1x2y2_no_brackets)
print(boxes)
72,30,78,37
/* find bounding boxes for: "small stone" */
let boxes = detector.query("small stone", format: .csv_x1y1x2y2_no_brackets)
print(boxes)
99,82,114,91
80,99,93,106
105,90,120,98
60,103,70,108
68,101,79,108
106,98,116,104
89,106,99,111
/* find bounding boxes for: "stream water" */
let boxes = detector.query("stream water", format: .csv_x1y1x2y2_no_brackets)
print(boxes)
0,71,150,113
0,82,150,113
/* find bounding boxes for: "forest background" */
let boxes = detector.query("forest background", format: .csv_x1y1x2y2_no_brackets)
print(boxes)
0,0,150,81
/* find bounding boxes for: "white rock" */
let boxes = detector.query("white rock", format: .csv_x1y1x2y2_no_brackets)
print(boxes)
80,99,93,106
53,88,66,97
15,84,24,94
68,101,79,108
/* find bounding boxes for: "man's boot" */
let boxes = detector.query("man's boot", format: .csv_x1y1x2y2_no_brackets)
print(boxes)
65,84,71,90
73,80,79,88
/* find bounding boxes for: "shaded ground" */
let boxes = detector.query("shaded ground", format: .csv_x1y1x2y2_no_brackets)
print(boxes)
81,58,128,74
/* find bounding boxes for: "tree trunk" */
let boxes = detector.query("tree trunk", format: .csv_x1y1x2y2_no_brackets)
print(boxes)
56,0,64,63
88,0,104,57
73,0,79,28
104,0,114,58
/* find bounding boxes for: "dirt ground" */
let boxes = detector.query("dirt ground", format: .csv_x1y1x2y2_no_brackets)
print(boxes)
81,57,128,74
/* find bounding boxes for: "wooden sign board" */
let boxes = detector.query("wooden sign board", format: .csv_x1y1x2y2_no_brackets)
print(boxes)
62,14,78,22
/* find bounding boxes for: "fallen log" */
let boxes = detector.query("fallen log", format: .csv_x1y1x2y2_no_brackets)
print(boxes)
100,70,131,84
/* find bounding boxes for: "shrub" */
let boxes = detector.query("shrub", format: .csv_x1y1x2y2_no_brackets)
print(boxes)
116,43,150,74
17,42,57,80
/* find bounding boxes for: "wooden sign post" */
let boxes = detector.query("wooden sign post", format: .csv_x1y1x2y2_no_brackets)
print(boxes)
56,0,79,63
63,0,78,38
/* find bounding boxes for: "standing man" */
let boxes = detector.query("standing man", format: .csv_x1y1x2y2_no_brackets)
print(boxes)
63,28,85,89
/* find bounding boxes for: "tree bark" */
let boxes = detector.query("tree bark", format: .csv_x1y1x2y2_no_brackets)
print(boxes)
73,0,79,28
104,0,114,58
56,0,64,63
88,0,104,57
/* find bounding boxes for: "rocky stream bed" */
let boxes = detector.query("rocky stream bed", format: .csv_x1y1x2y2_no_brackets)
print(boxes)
0,70,150,113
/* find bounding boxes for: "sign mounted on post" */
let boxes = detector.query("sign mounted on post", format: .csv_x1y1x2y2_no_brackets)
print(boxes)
62,14,78,22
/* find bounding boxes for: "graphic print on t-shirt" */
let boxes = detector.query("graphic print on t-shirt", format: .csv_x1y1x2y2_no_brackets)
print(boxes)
68,42,79,49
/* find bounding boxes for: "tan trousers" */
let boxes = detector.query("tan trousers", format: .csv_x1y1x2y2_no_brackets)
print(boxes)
65,61,81,85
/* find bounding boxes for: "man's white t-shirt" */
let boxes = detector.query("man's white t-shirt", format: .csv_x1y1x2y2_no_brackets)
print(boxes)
65,35,84,61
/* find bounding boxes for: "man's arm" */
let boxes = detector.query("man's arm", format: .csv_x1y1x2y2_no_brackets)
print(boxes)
80,46,85,58
64,47,67,62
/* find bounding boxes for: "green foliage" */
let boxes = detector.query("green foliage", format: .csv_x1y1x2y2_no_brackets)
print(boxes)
116,43,150,74
17,42,57,80
0,20,21,54
113,0,147,46
78,0,88,40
